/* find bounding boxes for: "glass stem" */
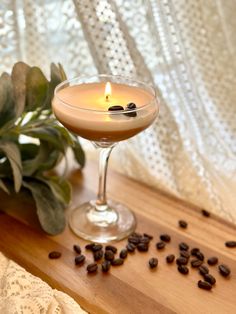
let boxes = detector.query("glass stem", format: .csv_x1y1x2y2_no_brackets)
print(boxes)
96,146,114,209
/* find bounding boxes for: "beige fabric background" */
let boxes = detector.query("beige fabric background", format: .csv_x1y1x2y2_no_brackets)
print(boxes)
1,0,236,223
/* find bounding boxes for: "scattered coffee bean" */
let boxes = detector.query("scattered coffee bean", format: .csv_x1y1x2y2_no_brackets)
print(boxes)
156,241,166,250
126,243,136,252
111,258,124,266
201,209,210,217
176,257,188,266
198,280,212,290
105,245,117,254
179,242,189,251
190,248,200,256
101,260,111,273
225,241,236,248
143,233,153,240
196,251,204,261
160,234,171,242
191,258,203,268
199,265,209,276
218,264,231,277
178,265,189,275
92,244,103,252
128,236,140,245
166,254,175,264
179,220,188,229
140,237,150,244
204,274,216,285
48,251,61,259
207,257,218,266
149,258,158,269
85,243,95,250
73,245,81,254
137,243,149,252
105,250,115,261
124,103,137,117
108,105,124,111
87,263,98,273
93,250,103,261
75,255,85,265
131,232,142,238
180,250,190,259
120,249,128,259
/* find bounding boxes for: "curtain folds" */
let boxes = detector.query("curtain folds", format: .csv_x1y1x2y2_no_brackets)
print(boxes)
1,0,236,221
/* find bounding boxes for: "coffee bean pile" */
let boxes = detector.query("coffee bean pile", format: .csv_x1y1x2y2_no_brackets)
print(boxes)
48,211,234,292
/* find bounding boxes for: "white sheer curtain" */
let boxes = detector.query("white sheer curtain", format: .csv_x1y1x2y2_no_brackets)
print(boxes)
1,0,236,222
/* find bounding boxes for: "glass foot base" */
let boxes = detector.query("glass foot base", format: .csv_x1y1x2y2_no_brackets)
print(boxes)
69,200,136,243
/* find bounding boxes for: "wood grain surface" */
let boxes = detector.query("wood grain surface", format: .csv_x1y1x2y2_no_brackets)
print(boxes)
0,161,236,314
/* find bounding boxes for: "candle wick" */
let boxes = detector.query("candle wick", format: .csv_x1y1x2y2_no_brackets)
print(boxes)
106,95,110,102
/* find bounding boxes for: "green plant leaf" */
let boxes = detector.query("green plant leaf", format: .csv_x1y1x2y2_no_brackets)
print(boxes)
11,62,30,118
22,179,66,235
0,73,16,128
0,141,22,192
26,67,49,111
38,176,71,205
72,139,86,168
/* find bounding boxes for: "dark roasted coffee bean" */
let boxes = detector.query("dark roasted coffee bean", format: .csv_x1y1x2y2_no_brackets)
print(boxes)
75,255,85,265
225,241,236,248
93,249,103,261
180,250,190,259
156,241,165,250
201,209,210,217
149,258,158,269
204,274,216,285
85,243,95,250
199,265,209,276
140,237,150,244
218,264,231,277
105,245,117,253
48,251,61,259
87,262,98,273
179,242,189,251
92,244,103,252
178,265,189,275
124,103,137,117
126,102,136,110
128,236,140,245
73,245,81,254
176,257,188,266
198,280,212,290
166,254,175,264
131,232,142,238
191,258,203,268
101,260,111,273
108,105,124,111
179,220,188,229
207,257,218,266
160,234,171,242
143,233,153,240
196,251,204,261
137,243,149,252
120,249,128,259
111,258,124,266
190,248,200,256
105,250,115,261
126,243,136,252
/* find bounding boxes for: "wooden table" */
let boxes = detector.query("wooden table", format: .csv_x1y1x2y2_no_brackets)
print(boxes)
0,161,236,314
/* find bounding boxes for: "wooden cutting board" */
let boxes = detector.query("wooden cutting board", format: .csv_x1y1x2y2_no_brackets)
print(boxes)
0,161,236,314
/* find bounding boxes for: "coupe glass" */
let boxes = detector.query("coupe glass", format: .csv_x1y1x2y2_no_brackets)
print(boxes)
53,75,159,243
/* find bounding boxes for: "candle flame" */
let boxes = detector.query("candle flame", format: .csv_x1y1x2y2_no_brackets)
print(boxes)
105,82,112,101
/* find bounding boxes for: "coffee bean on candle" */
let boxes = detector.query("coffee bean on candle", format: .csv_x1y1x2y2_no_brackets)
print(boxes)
48,251,61,259
198,280,212,290
207,257,218,266
126,103,137,110
73,245,81,254
225,241,236,248
108,105,124,111
87,263,98,273
160,234,171,242
166,254,175,264
149,258,158,269
124,103,137,117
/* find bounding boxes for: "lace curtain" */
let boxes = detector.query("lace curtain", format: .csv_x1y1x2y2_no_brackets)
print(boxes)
1,0,236,222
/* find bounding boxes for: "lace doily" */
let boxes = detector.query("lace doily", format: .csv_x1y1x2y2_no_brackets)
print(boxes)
0,253,87,314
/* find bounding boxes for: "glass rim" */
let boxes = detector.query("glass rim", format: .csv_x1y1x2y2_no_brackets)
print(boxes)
54,74,158,114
